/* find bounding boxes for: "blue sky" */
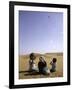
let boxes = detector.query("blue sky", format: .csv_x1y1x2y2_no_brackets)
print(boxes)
19,11,63,55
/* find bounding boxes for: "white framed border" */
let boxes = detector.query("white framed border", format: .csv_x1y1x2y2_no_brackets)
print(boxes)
14,5,67,85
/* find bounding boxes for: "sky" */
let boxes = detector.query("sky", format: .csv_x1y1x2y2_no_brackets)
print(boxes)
19,11,63,55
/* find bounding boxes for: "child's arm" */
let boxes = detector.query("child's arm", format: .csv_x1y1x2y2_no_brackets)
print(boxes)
50,61,53,65
29,60,32,64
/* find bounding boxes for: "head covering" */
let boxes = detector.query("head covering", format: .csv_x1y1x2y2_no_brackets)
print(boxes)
39,56,45,62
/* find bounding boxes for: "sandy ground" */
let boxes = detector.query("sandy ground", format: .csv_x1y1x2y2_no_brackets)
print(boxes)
19,53,63,79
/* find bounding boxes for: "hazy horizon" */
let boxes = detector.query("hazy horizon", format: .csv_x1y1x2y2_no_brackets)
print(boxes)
19,11,63,55
20,52,63,56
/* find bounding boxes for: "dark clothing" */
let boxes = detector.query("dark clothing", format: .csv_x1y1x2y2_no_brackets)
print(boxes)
50,61,56,73
50,69,56,72
38,61,47,74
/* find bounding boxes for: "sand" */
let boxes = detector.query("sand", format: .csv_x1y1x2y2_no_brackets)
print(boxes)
19,53,63,79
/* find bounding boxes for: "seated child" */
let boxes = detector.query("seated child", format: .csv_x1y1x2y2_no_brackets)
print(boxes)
38,56,50,75
29,53,38,72
50,58,57,72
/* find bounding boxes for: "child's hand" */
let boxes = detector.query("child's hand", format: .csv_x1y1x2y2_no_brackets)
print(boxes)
50,61,53,65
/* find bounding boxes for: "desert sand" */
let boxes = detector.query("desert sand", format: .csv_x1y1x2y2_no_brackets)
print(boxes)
19,53,63,79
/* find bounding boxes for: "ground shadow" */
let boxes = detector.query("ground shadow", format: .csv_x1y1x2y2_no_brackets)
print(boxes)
19,70,50,76
19,70,32,73
24,72,41,76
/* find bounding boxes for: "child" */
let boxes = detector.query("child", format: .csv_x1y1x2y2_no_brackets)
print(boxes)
29,53,38,72
50,58,57,72
38,56,50,75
